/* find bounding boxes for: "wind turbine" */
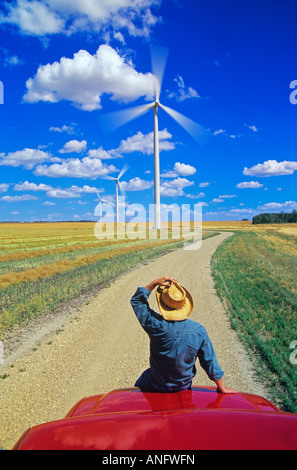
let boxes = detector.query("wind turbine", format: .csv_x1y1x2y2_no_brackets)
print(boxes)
104,164,129,224
95,193,108,221
98,46,210,230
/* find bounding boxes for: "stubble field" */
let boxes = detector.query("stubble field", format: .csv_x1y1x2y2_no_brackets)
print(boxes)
0,222,212,338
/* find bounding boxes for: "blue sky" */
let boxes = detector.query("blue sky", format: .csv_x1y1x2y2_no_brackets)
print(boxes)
0,0,297,222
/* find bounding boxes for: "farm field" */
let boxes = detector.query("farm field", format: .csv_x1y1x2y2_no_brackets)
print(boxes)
0,222,212,338
1,220,296,414
211,224,297,412
203,220,297,237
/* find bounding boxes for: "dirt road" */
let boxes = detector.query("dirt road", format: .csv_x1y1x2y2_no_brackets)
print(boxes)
0,232,268,450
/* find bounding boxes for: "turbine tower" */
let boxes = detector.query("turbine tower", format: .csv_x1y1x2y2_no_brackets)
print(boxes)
99,46,209,230
104,164,129,224
95,193,109,221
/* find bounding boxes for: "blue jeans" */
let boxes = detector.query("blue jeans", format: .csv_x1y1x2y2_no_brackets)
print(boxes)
135,368,192,393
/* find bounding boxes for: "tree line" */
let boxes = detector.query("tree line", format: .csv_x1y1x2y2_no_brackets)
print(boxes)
252,210,297,224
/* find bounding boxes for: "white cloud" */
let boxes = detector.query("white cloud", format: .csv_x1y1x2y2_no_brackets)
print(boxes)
28,128,174,179
236,181,264,189
161,162,197,178
1,194,38,202
34,157,117,179
0,183,9,193
120,177,153,192
46,189,80,199
212,198,224,203
204,207,257,221
0,0,161,37
214,124,258,140
199,182,210,188
87,147,116,160
185,192,205,199
0,148,52,169
47,212,63,220
243,159,297,177
59,139,87,154
23,44,155,111
258,201,297,212
229,208,255,214
117,129,174,155
88,129,175,160
43,201,56,206
0,0,64,36
219,194,237,198
14,181,53,191
213,129,226,136
3,53,24,67
46,185,101,199
174,162,196,176
69,185,102,194
160,177,194,197
169,75,200,102
50,124,77,134
245,124,258,132
213,128,242,139
2,127,175,184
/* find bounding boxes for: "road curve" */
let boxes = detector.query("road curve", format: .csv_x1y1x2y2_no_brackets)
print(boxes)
0,232,268,449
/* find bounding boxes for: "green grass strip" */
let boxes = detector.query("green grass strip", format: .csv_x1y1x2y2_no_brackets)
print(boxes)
212,231,297,412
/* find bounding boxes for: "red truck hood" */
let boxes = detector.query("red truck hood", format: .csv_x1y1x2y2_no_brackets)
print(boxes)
14,387,297,450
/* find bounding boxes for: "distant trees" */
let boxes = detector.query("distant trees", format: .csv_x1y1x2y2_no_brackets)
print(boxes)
252,210,297,224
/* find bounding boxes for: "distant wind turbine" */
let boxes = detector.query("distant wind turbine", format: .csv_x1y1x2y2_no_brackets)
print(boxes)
99,46,210,230
103,164,129,223
95,193,109,221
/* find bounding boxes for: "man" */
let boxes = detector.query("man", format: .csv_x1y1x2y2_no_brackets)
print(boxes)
130,276,237,394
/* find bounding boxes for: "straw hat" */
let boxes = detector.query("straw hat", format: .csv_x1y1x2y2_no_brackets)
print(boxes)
156,281,194,321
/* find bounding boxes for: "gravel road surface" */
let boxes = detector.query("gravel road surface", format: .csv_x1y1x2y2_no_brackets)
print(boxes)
0,232,269,450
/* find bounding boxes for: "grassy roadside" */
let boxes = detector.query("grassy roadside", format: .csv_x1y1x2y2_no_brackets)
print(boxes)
211,230,297,413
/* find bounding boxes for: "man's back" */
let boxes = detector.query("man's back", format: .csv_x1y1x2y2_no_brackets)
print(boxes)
131,286,224,392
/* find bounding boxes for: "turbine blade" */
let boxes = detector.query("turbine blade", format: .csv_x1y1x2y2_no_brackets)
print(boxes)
151,45,169,100
118,163,129,180
118,180,126,196
159,104,210,145
153,77,161,103
97,194,109,204
102,174,117,181
98,103,153,134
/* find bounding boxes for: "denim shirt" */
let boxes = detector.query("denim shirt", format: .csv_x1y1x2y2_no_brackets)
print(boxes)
130,287,224,392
